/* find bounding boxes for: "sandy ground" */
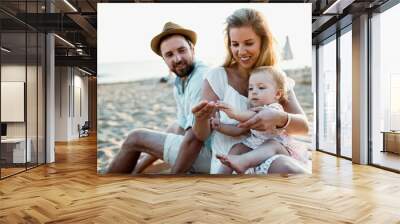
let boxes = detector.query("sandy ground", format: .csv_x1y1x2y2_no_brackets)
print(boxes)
97,76,313,174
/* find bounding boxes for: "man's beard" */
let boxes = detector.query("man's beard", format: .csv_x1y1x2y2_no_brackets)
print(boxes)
173,63,194,78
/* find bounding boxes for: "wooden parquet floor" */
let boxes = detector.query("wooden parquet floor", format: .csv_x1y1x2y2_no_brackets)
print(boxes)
1,135,400,223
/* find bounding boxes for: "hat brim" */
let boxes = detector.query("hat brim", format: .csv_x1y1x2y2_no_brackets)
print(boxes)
151,28,197,56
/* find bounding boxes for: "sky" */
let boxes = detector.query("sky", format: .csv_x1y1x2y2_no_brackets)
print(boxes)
98,3,311,82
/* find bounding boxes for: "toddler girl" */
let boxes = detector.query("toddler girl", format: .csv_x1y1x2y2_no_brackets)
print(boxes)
213,66,308,174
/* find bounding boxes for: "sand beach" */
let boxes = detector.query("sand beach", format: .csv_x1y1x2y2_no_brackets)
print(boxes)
98,70,313,174
97,78,177,173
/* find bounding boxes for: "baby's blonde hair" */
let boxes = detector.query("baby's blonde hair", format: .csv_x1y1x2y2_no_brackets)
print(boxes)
250,66,288,102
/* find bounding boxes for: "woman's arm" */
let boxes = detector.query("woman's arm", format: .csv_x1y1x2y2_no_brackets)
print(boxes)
280,89,309,135
238,89,309,136
192,80,219,141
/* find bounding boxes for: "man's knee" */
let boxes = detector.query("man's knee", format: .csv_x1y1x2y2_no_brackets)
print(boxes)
122,128,149,150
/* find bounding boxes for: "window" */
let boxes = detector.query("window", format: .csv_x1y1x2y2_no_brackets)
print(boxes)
339,29,352,158
0,2,46,179
371,3,400,171
317,36,337,154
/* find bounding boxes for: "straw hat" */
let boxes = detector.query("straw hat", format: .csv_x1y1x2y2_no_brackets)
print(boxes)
151,22,197,56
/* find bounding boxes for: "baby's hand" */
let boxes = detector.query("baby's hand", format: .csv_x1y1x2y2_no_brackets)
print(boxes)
216,102,236,119
210,117,221,130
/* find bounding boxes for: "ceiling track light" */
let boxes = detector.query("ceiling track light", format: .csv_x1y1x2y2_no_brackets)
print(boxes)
63,0,78,12
1,47,11,53
322,0,355,15
78,67,93,76
54,34,75,48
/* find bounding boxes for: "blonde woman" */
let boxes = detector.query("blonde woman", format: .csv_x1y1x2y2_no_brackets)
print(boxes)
192,8,310,174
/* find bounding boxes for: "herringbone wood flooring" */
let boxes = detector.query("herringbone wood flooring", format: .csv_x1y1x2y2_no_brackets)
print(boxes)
1,135,400,223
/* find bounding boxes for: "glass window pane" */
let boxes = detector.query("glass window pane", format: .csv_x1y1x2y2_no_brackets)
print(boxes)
371,3,400,171
340,29,352,158
318,37,337,154
0,1,46,179
1,31,27,177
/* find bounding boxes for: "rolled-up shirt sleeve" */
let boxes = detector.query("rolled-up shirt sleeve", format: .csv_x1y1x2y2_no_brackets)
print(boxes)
174,88,186,129
184,82,202,130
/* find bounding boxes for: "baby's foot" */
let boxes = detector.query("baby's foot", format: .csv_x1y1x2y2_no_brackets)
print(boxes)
216,154,249,174
215,154,232,174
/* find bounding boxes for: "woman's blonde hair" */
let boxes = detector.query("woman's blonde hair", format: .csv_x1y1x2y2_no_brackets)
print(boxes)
223,8,278,68
251,66,288,102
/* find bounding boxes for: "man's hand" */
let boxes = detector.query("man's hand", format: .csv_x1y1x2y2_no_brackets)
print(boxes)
192,100,216,121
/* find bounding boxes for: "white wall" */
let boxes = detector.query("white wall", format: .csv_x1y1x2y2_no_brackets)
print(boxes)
55,67,89,141
1,65,32,138
55,66,69,141
72,73,89,137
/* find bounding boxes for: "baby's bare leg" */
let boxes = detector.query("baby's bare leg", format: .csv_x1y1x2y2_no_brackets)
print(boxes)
217,140,289,174
229,143,252,155
216,143,252,174
268,156,308,174
243,139,290,168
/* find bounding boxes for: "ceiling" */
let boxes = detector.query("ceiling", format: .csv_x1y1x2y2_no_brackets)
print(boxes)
0,0,392,75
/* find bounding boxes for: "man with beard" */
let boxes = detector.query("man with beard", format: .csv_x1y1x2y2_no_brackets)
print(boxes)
106,22,212,174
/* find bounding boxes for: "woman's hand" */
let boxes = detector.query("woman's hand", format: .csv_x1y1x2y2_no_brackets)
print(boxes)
237,107,287,132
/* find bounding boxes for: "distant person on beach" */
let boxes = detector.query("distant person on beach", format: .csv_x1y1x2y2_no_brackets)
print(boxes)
192,8,310,174
159,71,175,84
212,66,309,174
106,22,212,174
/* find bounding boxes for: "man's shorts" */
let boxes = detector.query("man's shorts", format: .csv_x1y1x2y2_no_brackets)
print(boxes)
163,133,212,174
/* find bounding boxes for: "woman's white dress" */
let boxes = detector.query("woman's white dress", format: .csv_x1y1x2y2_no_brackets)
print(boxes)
206,67,302,174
